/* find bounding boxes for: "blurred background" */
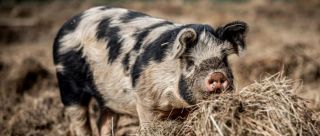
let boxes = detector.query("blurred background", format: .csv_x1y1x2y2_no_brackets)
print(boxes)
0,0,319,135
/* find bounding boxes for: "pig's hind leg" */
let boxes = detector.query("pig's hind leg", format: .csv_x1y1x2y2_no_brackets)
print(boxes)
56,72,93,136
97,107,120,136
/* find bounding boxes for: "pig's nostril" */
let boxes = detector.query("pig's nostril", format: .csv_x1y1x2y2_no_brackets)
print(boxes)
208,79,214,84
221,80,225,84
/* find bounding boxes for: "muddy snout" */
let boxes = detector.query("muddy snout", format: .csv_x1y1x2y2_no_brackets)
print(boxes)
205,72,229,93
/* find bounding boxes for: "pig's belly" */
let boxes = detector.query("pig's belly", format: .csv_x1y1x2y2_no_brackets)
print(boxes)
90,60,138,116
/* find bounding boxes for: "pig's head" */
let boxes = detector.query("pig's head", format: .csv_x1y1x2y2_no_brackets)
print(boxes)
171,21,248,104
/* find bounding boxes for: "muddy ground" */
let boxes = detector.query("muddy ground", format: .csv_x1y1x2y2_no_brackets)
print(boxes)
0,0,319,135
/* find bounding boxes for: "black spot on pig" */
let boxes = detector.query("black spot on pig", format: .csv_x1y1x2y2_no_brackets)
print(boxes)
132,21,173,51
96,18,123,63
96,18,112,40
63,13,83,33
106,27,123,63
178,75,195,105
122,21,173,73
131,27,182,86
55,47,104,107
122,53,130,72
120,11,149,23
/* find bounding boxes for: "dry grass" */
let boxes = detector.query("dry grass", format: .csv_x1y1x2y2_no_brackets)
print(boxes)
140,73,320,136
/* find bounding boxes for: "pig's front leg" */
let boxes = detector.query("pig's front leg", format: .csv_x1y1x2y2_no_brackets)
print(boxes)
136,101,154,125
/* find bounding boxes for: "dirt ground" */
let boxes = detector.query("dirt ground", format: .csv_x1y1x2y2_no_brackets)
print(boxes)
0,0,319,135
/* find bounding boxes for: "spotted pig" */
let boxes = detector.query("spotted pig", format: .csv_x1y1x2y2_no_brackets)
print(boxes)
53,6,248,135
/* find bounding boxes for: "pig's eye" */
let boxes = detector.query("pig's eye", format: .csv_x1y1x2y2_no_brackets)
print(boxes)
186,59,195,72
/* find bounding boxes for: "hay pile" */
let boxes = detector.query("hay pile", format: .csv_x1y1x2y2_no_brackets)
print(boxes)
140,73,320,136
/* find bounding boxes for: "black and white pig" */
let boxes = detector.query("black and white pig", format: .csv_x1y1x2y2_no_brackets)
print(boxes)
53,6,248,136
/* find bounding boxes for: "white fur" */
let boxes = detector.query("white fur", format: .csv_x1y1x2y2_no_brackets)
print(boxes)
191,31,225,65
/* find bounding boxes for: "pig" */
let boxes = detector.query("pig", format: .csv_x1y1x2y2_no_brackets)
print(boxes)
53,6,248,136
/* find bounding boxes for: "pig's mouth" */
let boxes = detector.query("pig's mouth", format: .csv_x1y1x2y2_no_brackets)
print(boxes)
205,80,233,94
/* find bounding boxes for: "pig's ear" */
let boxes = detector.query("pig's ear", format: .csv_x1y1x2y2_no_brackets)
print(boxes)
216,21,248,55
172,28,197,59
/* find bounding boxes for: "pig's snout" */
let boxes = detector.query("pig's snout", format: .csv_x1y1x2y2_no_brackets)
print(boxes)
205,72,229,93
